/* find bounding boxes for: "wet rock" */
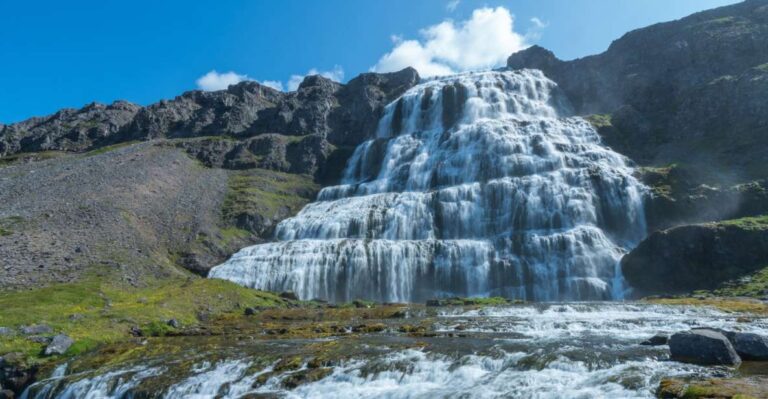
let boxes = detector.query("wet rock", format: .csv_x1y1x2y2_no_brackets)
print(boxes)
44,334,74,356
281,367,333,389
0,354,35,393
640,334,668,346
20,325,52,335
166,319,180,329
0,389,14,399
729,332,768,361
244,307,257,316
669,329,741,366
279,291,299,301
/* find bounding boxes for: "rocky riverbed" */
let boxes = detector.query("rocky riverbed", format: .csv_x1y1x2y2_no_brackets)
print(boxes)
10,301,768,399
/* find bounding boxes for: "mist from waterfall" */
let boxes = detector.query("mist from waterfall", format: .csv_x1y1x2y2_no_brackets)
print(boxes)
209,69,646,302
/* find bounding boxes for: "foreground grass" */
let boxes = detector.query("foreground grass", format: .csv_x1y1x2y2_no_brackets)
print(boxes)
0,276,287,366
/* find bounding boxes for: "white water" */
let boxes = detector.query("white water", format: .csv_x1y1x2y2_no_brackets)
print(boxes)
22,303,768,399
209,69,646,302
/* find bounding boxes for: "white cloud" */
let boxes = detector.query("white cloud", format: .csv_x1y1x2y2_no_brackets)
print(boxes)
286,65,345,91
530,17,549,29
261,80,284,91
196,70,249,91
446,0,460,12
372,7,527,78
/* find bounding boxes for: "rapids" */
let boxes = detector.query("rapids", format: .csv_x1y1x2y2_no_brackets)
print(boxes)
20,303,768,399
209,69,647,302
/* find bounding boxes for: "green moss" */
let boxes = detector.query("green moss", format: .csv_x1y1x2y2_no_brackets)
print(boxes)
0,276,287,365
711,266,768,298
585,114,612,128
222,168,318,227
716,215,768,230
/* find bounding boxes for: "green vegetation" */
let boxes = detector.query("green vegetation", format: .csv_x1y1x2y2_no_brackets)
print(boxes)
584,114,612,129
0,275,287,366
427,296,518,306
0,216,24,237
222,168,318,225
0,150,66,167
659,377,766,399
716,214,768,230
755,63,768,73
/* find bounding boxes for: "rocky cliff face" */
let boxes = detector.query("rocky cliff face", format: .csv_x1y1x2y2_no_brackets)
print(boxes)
621,217,768,297
508,0,768,183
0,67,419,181
0,68,418,287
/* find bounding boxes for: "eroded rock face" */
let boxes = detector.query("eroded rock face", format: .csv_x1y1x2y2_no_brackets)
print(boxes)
0,68,420,181
621,221,768,296
669,329,741,366
0,101,140,156
508,0,768,183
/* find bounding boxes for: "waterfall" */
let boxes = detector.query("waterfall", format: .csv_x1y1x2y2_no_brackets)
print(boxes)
209,69,646,302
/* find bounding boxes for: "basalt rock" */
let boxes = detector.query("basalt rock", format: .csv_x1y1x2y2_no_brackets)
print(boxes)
508,0,768,184
1,68,420,181
669,329,741,366
621,219,768,296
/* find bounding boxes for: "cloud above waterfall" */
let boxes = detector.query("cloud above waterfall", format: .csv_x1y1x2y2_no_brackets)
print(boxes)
371,7,528,77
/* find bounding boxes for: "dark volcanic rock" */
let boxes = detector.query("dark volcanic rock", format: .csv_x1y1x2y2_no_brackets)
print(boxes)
729,332,768,360
640,334,669,346
328,67,420,146
508,0,768,183
669,329,741,366
621,220,768,296
0,101,140,156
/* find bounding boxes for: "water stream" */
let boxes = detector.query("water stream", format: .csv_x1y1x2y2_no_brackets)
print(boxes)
21,303,768,398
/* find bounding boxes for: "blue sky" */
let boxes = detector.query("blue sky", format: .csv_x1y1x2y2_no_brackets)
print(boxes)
0,0,739,123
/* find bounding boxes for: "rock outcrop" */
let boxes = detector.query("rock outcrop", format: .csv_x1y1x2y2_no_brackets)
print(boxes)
0,68,420,183
621,217,768,296
508,0,768,184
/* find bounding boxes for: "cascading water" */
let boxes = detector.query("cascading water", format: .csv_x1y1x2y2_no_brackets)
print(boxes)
209,69,647,302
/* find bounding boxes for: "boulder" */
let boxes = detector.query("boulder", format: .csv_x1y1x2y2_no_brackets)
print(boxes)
640,334,668,346
44,334,74,356
622,222,768,297
669,329,741,366
20,324,52,335
729,332,768,361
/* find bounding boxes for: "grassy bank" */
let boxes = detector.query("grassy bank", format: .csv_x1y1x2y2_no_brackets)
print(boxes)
0,275,288,367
